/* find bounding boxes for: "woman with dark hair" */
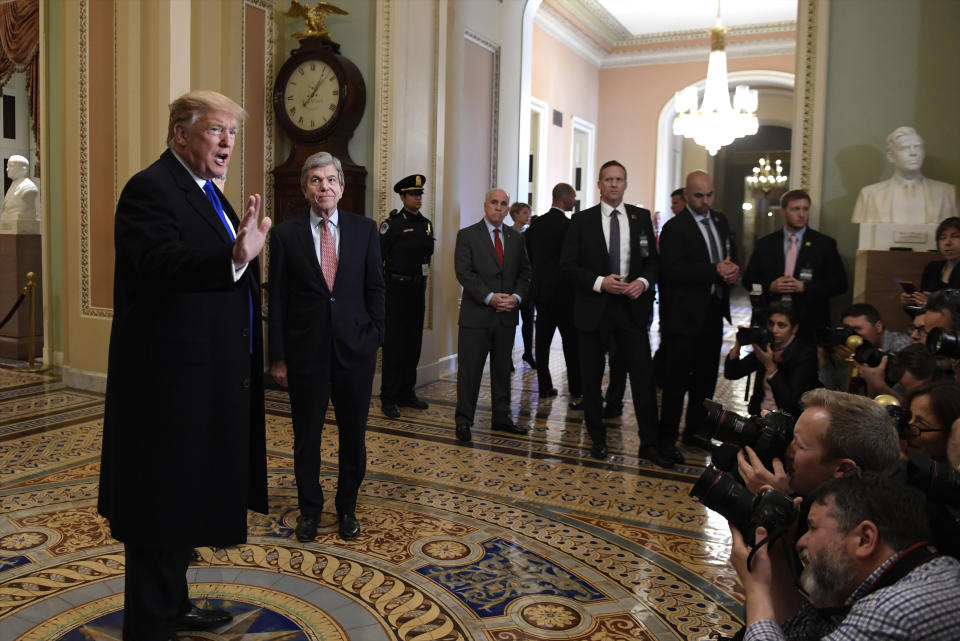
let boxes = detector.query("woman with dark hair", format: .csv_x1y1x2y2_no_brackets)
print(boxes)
903,380,960,463
723,301,819,419
900,217,960,306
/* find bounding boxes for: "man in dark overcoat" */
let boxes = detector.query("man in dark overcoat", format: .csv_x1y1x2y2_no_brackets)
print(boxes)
98,90,272,641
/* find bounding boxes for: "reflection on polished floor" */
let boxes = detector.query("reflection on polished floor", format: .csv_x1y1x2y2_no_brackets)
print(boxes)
0,304,752,640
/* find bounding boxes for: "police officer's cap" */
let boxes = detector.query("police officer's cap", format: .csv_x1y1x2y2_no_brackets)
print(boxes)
394,174,426,196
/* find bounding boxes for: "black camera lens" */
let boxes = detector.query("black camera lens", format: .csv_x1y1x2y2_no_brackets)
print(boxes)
816,325,856,348
690,465,755,533
905,448,960,508
736,326,771,347
886,405,912,439
927,328,960,359
853,340,884,367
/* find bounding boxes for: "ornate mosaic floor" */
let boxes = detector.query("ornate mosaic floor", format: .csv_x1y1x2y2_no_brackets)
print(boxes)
0,304,752,641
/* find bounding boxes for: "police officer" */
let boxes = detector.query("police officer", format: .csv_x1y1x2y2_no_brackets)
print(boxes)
379,174,435,418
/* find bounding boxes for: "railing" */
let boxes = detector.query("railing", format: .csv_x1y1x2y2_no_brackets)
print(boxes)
0,272,42,370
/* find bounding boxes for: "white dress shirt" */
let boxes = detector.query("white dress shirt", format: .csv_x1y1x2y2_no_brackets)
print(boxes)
592,200,649,293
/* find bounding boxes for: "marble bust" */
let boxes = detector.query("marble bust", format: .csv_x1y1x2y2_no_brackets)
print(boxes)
852,127,957,225
0,155,40,233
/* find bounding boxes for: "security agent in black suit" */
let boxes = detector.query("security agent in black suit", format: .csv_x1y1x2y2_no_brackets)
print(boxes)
454,188,532,442
379,174,435,418
658,170,740,466
268,152,386,543
526,182,582,405
743,189,847,339
98,90,272,639
560,161,659,460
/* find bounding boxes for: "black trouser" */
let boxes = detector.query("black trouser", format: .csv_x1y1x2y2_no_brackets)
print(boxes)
578,298,658,447
123,544,194,640
289,354,376,517
603,338,628,409
456,324,515,426
380,275,426,403
534,301,581,396
658,301,724,448
519,298,535,356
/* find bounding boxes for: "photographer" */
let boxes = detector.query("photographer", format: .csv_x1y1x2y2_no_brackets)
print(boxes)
856,342,940,403
731,474,960,641
737,389,900,497
817,303,910,392
925,289,960,380
903,381,960,464
724,302,818,419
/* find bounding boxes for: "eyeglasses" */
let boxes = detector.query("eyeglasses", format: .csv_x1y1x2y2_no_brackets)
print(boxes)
907,324,927,336
902,422,948,439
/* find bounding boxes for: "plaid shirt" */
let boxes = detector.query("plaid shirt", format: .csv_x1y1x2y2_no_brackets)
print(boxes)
745,555,960,640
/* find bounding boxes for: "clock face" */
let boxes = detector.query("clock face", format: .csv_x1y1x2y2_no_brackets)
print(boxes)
282,59,341,133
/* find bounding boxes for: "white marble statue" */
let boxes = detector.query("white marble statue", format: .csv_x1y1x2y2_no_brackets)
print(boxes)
0,155,40,233
852,127,957,225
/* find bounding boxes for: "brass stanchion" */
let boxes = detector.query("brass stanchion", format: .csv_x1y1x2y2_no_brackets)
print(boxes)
22,271,47,373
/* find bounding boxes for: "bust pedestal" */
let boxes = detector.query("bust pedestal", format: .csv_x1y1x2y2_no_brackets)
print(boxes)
0,233,43,361
853,249,933,332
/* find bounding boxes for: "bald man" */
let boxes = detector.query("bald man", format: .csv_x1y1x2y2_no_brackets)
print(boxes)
453,189,532,443
656,170,740,467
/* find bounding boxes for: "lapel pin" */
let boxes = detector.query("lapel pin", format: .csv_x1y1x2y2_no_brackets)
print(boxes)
804,241,812,247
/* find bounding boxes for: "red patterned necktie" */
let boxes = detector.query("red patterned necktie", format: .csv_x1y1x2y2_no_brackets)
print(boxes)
320,219,337,291
494,228,504,266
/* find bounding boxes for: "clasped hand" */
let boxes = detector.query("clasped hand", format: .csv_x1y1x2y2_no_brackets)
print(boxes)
770,275,804,294
601,274,646,299
716,258,740,284
489,292,518,312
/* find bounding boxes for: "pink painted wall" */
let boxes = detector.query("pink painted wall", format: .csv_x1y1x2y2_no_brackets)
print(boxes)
597,54,795,208
531,24,599,208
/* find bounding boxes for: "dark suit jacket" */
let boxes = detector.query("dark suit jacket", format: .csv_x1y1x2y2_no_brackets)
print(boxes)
526,207,573,305
658,208,739,334
268,210,385,375
455,220,531,328
723,338,819,418
559,203,658,332
920,259,960,292
742,227,847,332
99,149,267,547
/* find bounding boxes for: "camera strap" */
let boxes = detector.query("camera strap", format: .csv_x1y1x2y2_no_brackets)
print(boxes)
811,541,938,621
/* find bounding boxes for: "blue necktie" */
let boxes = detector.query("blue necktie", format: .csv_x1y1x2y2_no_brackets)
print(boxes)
203,181,253,353
203,181,236,240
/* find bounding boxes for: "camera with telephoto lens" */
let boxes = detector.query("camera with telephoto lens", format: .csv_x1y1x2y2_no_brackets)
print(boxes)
690,465,797,546
737,285,771,348
927,327,960,359
703,399,795,473
904,448,960,509
815,325,858,348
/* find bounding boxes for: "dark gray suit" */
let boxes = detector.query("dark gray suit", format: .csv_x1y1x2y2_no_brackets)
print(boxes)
454,219,532,426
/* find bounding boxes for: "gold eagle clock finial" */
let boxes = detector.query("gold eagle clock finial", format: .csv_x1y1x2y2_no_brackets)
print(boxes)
285,0,348,40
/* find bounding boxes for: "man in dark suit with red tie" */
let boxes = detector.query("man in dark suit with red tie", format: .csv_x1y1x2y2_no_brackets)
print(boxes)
560,161,659,461
743,189,847,338
454,188,532,442
658,170,740,466
526,182,582,405
99,90,272,639
268,152,385,543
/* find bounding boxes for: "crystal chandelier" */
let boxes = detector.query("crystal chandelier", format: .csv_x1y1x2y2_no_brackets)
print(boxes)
747,157,788,193
672,3,759,156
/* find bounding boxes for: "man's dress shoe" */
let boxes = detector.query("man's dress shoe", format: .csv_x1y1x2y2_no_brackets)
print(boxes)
638,445,675,469
338,513,360,540
666,445,685,465
175,604,233,631
541,387,559,397
568,397,584,410
398,396,428,409
382,401,401,419
295,514,318,542
601,403,623,418
492,422,529,435
455,424,472,442
589,442,609,460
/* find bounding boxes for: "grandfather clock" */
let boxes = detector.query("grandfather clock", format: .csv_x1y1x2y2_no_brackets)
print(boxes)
272,34,366,224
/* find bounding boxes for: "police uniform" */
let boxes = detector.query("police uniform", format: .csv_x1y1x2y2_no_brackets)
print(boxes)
379,174,435,416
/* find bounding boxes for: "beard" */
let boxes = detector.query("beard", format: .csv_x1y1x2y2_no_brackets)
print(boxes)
799,539,857,606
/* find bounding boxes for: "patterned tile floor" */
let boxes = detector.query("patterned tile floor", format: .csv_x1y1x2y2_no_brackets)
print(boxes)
0,301,753,640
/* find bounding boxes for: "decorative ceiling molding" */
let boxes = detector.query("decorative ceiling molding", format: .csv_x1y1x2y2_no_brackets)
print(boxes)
538,0,796,68
536,6,794,68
